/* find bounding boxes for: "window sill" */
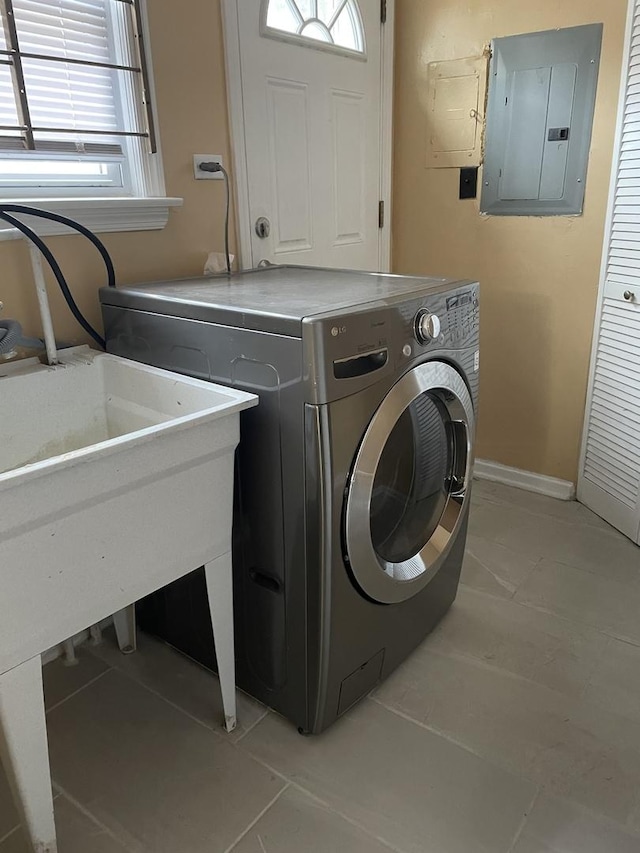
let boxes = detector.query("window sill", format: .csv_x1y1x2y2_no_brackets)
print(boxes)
0,196,183,241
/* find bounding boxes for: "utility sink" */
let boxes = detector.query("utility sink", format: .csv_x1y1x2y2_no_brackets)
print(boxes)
0,344,257,677
0,346,257,852
0,345,251,478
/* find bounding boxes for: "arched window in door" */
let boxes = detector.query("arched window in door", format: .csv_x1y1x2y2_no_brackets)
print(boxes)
264,0,366,56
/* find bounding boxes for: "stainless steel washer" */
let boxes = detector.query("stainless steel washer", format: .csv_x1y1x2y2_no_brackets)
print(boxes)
100,266,479,733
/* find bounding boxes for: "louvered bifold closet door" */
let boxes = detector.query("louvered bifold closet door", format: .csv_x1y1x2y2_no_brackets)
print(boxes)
579,0,640,543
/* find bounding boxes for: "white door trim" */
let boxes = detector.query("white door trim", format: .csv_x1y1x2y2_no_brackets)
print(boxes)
378,0,394,273
220,0,394,272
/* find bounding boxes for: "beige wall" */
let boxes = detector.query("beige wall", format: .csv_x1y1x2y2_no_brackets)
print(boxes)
392,0,628,482
3,0,627,485
0,0,232,346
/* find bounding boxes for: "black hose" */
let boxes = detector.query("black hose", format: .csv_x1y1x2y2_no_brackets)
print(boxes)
0,204,116,287
197,161,231,273
0,211,106,349
218,165,231,274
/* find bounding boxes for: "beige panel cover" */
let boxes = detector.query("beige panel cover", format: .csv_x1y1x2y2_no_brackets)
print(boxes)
426,55,488,168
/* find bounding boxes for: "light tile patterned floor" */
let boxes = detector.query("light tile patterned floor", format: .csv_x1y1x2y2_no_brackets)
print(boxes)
2,481,640,852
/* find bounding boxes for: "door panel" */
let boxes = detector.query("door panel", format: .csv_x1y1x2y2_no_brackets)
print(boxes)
579,280,640,542
237,0,382,269
332,89,365,245
266,78,312,253
579,2,640,545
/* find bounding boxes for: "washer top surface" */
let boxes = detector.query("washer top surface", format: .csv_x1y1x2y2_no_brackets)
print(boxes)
101,266,476,336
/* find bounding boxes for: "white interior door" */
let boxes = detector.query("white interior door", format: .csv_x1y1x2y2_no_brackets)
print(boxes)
580,281,640,542
578,0,640,545
235,0,385,270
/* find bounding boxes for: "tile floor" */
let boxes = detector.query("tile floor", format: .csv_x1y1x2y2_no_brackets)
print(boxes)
2,481,640,852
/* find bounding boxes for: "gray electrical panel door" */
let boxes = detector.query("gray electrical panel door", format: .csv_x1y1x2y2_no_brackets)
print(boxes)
481,23,602,216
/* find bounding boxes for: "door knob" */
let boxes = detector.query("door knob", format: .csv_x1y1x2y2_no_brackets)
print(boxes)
624,290,635,301
255,217,270,239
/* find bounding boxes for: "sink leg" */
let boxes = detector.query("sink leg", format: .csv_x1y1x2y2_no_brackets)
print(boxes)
62,638,78,667
204,553,237,733
0,656,57,853
113,605,137,655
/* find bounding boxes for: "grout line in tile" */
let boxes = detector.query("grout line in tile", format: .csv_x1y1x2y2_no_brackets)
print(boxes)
230,744,408,853
281,780,407,853
508,595,640,649
600,630,640,649
537,553,640,590
0,797,56,846
368,694,541,789
0,825,21,847
576,634,616,703
400,644,583,699
370,694,640,838
470,500,576,533
51,783,136,852
86,638,272,741
88,630,262,710
222,783,290,853
472,488,621,536
506,787,542,853
468,527,629,579
233,707,270,743
95,665,239,742
457,578,608,642
605,634,640,653
238,706,526,853
45,666,113,715
464,547,520,595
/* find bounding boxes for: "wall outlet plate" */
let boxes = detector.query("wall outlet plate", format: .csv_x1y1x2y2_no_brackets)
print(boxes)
193,154,224,180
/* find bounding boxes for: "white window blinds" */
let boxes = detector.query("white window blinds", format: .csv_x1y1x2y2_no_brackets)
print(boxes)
0,0,154,156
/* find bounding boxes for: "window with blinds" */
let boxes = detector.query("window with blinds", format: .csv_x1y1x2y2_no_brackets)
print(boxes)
0,0,156,194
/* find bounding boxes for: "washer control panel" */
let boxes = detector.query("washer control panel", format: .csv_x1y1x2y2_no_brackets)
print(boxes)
445,288,479,343
305,280,479,403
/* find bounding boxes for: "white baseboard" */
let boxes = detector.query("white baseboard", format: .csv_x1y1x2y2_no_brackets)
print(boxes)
473,458,576,501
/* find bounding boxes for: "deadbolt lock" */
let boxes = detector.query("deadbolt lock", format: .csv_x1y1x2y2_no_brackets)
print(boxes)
255,217,270,239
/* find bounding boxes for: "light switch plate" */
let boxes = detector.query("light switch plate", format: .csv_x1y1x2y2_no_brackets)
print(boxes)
193,154,224,180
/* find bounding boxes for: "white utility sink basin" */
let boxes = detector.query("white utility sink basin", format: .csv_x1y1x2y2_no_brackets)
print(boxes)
1,345,248,478
0,346,257,853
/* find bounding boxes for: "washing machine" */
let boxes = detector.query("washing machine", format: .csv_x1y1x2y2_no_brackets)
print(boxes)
100,266,479,733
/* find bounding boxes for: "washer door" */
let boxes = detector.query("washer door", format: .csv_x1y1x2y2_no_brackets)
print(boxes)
344,361,474,604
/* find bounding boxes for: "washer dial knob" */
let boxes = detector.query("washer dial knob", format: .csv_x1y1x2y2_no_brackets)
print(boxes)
415,311,441,344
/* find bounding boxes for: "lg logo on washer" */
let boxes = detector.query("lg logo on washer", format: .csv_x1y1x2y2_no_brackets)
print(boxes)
331,325,347,337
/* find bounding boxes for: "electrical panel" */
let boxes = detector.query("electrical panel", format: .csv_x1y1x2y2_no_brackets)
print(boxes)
481,24,602,216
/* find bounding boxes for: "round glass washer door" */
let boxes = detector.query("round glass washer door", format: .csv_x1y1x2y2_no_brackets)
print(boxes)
343,361,474,604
